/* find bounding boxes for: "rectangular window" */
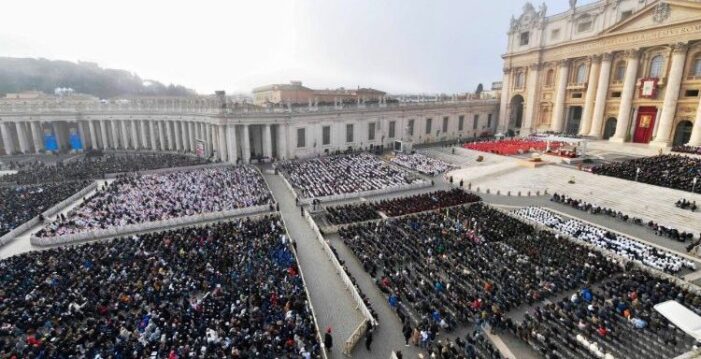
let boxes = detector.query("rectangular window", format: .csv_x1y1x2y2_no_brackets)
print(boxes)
520,32,529,46
577,21,592,33
685,89,700,97
620,10,633,20
388,121,396,138
473,114,479,130
442,116,449,133
458,115,465,131
571,93,583,99
408,119,415,136
551,28,560,40
346,124,354,143
296,128,305,148
611,91,622,98
368,122,376,141
487,114,493,128
322,126,331,145
425,118,432,134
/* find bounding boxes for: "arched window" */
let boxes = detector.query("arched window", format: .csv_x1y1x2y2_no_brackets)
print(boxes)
693,57,701,77
545,69,555,86
648,55,664,78
576,64,587,84
614,62,626,82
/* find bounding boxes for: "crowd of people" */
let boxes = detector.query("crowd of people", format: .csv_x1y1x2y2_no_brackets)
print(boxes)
276,153,424,199
36,167,273,238
0,216,320,358
464,139,564,156
513,207,696,274
591,154,701,193
513,270,699,359
676,198,698,212
324,189,481,225
0,181,89,237
0,153,208,185
551,193,697,242
339,203,621,354
672,145,701,155
390,153,455,176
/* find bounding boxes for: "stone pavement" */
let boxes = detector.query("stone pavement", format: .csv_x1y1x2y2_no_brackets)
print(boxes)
263,174,364,358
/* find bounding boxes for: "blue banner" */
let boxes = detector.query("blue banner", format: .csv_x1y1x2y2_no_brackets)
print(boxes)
69,130,83,150
43,132,58,151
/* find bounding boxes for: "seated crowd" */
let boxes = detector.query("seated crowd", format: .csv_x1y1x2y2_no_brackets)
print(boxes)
464,139,564,156
36,166,273,238
276,153,424,198
513,207,696,274
0,153,208,185
339,204,620,355
551,193,697,242
390,153,455,176
591,154,701,193
324,189,481,225
0,181,89,237
514,270,699,359
0,216,320,358
672,145,701,155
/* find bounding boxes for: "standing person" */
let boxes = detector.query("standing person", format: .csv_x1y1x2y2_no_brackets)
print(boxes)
365,324,374,351
324,327,333,352
403,322,412,347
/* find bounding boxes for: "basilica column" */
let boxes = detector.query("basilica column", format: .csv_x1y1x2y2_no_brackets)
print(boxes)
0,122,15,154
242,124,251,164
688,96,701,146
262,124,272,159
31,122,44,152
277,124,288,160
589,54,613,137
498,67,512,133
100,120,111,149
522,63,540,134
16,122,30,153
227,124,238,163
611,49,640,142
78,121,87,150
551,59,570,132
88,120,98,149
111,120,121,149
651,43,688,147
218,125,228,162
579,55,601,135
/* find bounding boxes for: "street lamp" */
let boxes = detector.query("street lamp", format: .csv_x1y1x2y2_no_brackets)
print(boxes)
635,167,641,182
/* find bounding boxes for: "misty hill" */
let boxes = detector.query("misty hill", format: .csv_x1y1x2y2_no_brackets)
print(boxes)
0,57,195,99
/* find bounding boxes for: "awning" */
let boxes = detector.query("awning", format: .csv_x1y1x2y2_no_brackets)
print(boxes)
654,300,701,341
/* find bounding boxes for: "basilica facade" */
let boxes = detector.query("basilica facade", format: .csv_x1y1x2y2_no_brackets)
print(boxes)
500,0,701,147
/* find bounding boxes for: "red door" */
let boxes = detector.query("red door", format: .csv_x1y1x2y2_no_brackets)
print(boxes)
633,107,657,143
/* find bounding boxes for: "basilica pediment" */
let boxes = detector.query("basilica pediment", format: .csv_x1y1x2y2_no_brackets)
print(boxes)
603,0,701,36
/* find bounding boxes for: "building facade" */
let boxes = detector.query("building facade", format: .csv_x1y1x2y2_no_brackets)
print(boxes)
253,81,386,106
500,0,701,147
0,98,498,161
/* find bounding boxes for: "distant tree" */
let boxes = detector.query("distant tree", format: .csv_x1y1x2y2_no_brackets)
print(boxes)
475,83,484,95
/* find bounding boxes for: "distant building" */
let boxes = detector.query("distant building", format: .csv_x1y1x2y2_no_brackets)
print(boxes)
2,91,46,100
252,81,386,106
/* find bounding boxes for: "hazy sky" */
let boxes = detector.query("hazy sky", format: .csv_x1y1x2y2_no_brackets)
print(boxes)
0,0,591,95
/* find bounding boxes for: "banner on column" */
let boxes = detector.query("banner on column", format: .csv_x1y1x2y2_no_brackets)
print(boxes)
69,128,83,150
43,128,58,151
195,140,206,157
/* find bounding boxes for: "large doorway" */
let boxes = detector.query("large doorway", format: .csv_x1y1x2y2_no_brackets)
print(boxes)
603,118,617,139
565,106,583,135
510,95,524,130
673,120,693,146
633,106,657,143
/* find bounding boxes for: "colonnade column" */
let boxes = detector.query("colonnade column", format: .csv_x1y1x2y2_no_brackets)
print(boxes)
498,67,512,133
180,121,189,152
101,120,110,149
78,121,87,150
277,124,288,160
262,124,272,159
188,122,195,151
589,53,613,138
174,121,182,151
242,124,251,164
611,49,640,142
88,120,98,149
551,59,570,132
120,121,130,149
227,125,238,163
130,120,140,149
140,120,149,150
16,122,29,153
111,120,121,149
522,63,540,134
205,124,213,155
158,121,166,151
166,121,174,150
651,43,688,147
31,122,44,152
579,55,601,135
0,122,14,154
218,125,228,162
